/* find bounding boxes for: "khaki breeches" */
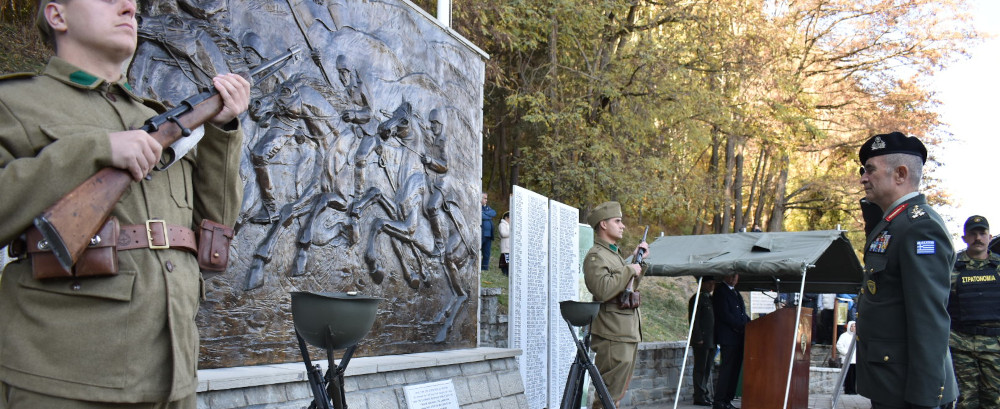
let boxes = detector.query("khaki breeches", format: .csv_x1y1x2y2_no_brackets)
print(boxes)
591,335,639,409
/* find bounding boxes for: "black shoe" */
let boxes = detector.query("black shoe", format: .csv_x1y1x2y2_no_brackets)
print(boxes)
694,400,712,406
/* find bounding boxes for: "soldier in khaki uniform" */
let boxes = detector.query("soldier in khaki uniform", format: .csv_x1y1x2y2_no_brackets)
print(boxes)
948,216,1000,409
0,0,250,407
855,132,958,409
583,201,649,409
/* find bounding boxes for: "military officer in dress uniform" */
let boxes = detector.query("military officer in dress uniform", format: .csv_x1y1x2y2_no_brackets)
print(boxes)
0,0,250,407
948,215,1000,409
855,132,958,409
583,201,650,409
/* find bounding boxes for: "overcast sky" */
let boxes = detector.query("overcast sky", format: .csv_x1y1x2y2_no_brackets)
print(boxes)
928,0,1000,247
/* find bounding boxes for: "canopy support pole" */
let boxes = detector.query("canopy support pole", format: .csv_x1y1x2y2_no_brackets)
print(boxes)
672,276,703,409
782,263,811,409
831,336,856,408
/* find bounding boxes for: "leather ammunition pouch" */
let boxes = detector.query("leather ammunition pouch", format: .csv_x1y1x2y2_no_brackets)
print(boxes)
197,219,234,272
616,276,641,309
26,217,120,280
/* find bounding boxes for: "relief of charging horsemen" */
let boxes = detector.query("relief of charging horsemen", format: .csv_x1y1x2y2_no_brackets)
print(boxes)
129,0,485,367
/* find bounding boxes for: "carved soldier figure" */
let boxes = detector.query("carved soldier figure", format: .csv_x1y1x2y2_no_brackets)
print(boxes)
422,109,449,255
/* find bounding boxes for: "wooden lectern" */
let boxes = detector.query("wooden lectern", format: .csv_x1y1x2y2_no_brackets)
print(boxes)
742,307,812,409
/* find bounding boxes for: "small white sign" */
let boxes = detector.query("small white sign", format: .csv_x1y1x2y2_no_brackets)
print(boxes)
403,379,460,409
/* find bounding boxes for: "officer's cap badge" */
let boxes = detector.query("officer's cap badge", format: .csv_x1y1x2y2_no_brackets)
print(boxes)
871,136,886,150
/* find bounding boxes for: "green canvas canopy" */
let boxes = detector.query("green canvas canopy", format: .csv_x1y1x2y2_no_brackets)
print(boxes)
642,230,863,293
647,230,865,409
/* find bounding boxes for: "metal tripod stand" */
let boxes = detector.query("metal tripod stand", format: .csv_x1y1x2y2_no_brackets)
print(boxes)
296,332,356,409
290,291,382,409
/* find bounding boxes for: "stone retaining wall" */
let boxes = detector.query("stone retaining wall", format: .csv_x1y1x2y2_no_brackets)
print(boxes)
195,348,525,409
479,287,508,348
590,341,694,407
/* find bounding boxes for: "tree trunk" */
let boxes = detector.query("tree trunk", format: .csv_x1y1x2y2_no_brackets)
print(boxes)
733,151,744,232
768,153,789,232
709,130,722,233
743,148,766,228
721,135,735,233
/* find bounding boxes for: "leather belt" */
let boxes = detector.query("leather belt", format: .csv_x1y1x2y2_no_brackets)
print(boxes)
8,220,197,259
119,220,197,253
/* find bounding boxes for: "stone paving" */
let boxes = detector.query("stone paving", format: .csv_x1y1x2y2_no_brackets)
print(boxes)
635,394,871,409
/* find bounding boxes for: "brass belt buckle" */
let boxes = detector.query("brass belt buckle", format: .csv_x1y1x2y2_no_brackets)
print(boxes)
145,219,170,250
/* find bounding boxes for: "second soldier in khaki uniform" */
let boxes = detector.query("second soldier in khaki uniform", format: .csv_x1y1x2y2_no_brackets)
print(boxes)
583,201,649,409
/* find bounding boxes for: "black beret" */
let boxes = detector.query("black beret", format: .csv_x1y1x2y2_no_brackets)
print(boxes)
858,132,927,165
964,215,989,232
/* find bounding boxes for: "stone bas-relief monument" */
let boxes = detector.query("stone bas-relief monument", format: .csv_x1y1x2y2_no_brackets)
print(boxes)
128,0,486,368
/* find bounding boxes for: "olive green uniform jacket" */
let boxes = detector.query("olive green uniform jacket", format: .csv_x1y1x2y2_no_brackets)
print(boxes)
856,193,958,407
0,57,243,402
583,238,642,343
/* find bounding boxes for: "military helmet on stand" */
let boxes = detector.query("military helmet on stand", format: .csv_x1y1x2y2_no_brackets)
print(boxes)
291,291,382,350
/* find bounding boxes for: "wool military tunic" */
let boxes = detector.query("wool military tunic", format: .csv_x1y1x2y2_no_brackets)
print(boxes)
856,193,958,407
0,57,243,402
583,238,641,342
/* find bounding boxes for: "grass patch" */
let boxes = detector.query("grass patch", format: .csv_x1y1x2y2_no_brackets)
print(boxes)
479,240,508,312
639,276,697,342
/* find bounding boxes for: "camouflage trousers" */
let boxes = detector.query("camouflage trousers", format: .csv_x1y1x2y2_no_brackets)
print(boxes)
950,331,1000,409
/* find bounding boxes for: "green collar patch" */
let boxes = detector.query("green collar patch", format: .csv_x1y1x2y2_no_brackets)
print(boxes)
123,82,132,92
68,70,99,86
609,244,618,252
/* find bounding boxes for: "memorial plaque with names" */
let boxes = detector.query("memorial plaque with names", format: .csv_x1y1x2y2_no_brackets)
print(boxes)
509,185,550,409
547,200,580,408
403,379,460,409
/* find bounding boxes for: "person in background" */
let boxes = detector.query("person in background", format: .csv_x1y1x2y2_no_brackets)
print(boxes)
688,276,716,406
947,215,1000,409
498,211,510,276
583,201,649,409
855,131,957,409
0,0,250,406
713,273,749,409
816,293,836,345
837,321,858,395
480,192,496,271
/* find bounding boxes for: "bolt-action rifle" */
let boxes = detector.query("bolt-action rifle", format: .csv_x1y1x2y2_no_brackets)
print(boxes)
635,225,649,264
32,46,302,272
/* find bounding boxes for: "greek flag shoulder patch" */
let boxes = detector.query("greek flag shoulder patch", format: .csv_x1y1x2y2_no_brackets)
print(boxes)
916,240,936,255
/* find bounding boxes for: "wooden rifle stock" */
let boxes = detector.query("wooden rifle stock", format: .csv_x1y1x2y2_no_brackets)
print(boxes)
32,46,301,272
33,93,225,271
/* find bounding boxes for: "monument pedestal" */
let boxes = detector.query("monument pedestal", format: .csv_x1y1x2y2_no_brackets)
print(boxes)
742,307,812,409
